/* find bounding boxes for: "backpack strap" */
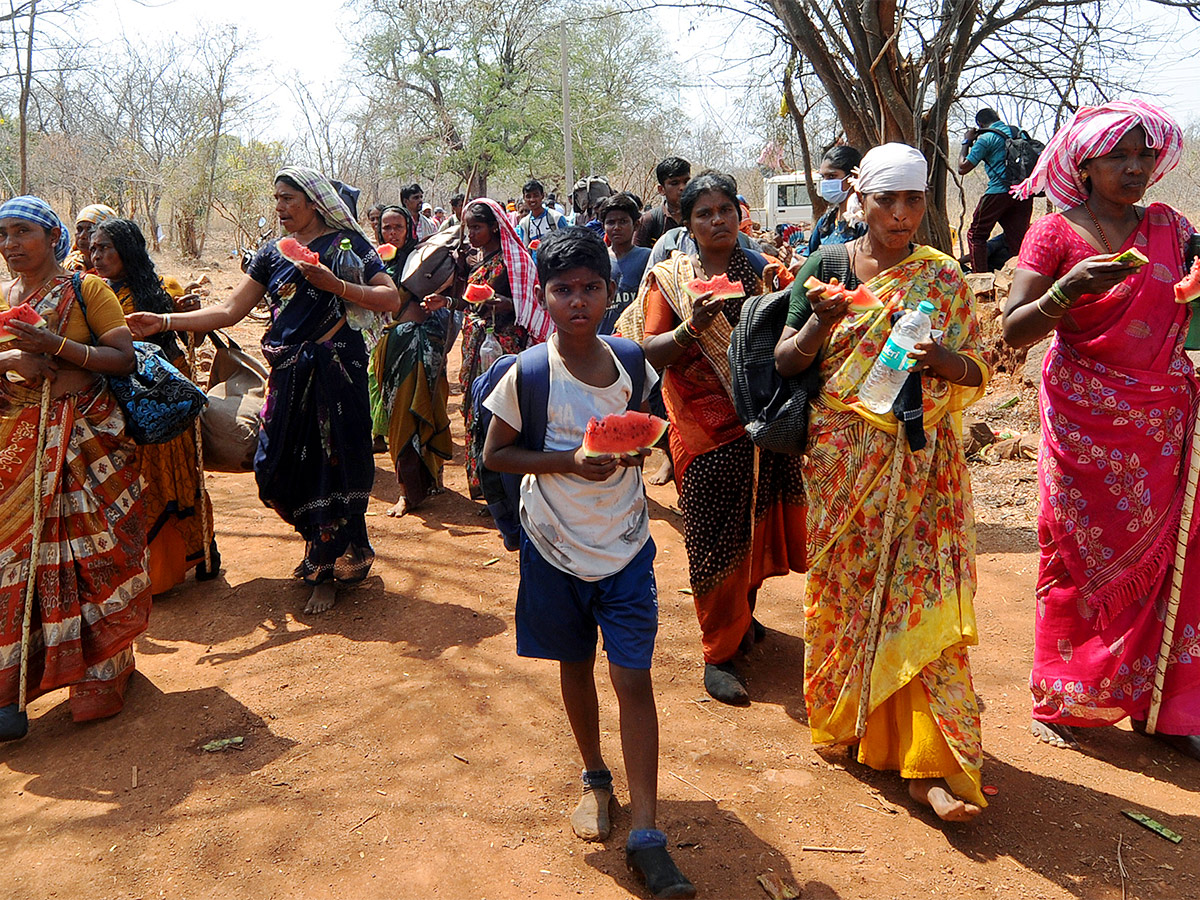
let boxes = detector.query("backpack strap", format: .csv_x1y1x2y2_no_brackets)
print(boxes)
743,248,769,279
599,335,646,411
515,342,551,452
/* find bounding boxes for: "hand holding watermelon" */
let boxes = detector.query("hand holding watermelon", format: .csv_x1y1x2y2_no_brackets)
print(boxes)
0,303,47,344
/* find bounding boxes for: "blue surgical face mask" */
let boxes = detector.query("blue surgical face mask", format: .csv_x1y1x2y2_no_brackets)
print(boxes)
819,177,850,204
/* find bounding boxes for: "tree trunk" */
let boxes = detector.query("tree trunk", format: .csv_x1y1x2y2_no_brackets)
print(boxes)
17,0,37,194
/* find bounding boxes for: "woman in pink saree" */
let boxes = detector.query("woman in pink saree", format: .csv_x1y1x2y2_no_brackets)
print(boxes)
1004,100,1200,760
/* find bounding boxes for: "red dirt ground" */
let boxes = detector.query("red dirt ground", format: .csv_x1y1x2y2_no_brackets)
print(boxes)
2,261,1196,900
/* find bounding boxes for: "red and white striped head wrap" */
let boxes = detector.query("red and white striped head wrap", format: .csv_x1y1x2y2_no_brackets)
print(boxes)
466,197,553,344
1011,99,1183,210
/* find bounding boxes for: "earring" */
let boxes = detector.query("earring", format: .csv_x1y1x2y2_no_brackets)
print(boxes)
1077,170,1089,182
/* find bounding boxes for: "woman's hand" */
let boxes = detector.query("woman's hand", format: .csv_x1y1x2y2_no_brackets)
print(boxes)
4,319,60,356
294,259,344,296
174,293,202,313
909,339,956,376
1059,255,1142,299
689,292,724,332
126,312,166,339
809,284,851,328
422,293,450,312
1,348,56,385
618,448,652,469
571,447,620,481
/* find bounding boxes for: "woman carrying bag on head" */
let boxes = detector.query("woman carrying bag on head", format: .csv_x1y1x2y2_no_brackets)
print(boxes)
129,167,400,616
0,196,149,742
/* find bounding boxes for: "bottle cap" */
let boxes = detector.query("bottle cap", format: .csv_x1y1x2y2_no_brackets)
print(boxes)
339,238,352,250
917,300,936,314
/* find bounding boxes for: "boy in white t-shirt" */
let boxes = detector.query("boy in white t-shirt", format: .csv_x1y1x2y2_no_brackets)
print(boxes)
483,228,694,899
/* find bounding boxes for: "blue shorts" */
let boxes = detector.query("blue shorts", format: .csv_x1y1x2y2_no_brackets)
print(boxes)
516,534,658,670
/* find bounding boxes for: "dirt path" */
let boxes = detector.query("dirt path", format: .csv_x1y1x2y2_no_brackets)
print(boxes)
3,261,1196,900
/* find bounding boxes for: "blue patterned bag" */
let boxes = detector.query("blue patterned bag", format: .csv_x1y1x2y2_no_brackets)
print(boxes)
108,341,208,444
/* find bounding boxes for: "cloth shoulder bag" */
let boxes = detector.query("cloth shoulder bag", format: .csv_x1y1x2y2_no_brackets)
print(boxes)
200,330,268,472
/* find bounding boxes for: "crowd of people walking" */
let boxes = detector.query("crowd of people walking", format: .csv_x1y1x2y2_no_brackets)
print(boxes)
1,96,1197,900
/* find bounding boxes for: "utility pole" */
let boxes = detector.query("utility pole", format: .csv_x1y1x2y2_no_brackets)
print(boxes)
560,23,574,202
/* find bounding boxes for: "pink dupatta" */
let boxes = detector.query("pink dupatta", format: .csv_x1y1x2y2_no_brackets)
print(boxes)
1033,204,1199,627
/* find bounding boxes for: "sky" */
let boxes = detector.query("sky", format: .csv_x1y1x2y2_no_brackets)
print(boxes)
77,0,1200,156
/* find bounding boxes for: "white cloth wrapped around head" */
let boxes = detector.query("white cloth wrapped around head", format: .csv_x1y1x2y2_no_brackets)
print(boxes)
845,143,928,223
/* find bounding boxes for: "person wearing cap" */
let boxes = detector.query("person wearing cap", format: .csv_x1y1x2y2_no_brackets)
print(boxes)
775,143,991,823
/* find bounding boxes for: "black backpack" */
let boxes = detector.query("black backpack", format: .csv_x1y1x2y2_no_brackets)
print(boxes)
984,125,1045,187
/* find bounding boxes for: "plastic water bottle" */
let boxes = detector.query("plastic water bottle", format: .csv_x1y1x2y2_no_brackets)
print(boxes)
333,238,374,331
857,300,936,414
479,327,503,370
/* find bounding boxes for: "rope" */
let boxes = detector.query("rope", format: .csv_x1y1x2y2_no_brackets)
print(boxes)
855,421,909,737
18,381,53,712
1146,408,1200,733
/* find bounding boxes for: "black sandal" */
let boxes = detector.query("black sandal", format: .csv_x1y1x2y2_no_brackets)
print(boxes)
195,541,221,581
626,830,695,899
0,703,29,743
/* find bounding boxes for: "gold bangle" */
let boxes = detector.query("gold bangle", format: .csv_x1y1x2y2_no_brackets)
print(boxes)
162,313,171,333
1048,281,1073,309
672,323,694,347
684,319,702,338
83,345,91,369
957,354,970,382
55,335,68,356
1036,297,1065,319
339,279,348,299
791,331,816,359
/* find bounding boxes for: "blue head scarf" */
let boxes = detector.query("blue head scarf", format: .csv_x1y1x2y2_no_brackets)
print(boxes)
0,195,71,262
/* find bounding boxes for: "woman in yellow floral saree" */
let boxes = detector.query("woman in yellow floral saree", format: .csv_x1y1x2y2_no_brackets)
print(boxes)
776,144,991,822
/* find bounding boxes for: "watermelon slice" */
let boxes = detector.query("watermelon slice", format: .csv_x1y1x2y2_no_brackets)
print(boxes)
529,239,541,251
1108,248,1149,267
278,236,320,266
1175,257,1200,304
463,282,495,304
684,272,744,301
582,411,669,457
803,276,882,313
0,303,47,342
376,242,397,263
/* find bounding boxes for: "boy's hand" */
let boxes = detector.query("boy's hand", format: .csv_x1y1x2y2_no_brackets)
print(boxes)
618,448,652,468
571,446,620,481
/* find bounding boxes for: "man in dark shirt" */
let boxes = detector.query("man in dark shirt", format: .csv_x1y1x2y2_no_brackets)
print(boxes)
634,156,691,248
958,107,1034,272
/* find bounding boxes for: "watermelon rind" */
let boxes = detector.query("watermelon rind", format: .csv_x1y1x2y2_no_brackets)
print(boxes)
1109,248,1149,266
1174,258,1200,304
278,236,319,265
684,274,744,301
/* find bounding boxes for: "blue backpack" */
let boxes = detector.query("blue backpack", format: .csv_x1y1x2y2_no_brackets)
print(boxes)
471,336,648,551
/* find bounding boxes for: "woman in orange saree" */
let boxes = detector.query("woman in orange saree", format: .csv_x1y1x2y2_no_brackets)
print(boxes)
618,173,806,705
0,196,149,741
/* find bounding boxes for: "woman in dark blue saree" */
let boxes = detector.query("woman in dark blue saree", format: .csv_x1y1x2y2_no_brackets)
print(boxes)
129,167,400,614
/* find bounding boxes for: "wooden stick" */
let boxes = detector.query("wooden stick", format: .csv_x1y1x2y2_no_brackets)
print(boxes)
1147,410,1200,733
188,332,212,573
18,381,53,712
855,421,908,736
801,845,865,853
669,770,718,802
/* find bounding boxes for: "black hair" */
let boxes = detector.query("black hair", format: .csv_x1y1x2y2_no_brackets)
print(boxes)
679,173,740,225
276,174,306,196
976,108,1000,127
401,183,424,203
367,203,386,242
522,179,545,196
655,156,691,185
598,191,641,224
465,200,498,229
95,219,173,316
450,193,465,207
535,227,611,286
822,145,863,176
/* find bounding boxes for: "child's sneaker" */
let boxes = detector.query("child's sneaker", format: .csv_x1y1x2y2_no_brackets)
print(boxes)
571,769,614,841
625,829,696,899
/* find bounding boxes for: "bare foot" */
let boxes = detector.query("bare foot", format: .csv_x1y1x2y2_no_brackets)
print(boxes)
1031,719,1080,750
304,583,338,614
908,779,982,823
386,497,409,518
647,455,674,486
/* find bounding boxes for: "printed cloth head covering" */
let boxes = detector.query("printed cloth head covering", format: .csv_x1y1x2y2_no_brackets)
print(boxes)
0,195,71,262
846,143,928,224
75,203,118,227
1011,99,1183,210
275,166,369,241
466,197,553,343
